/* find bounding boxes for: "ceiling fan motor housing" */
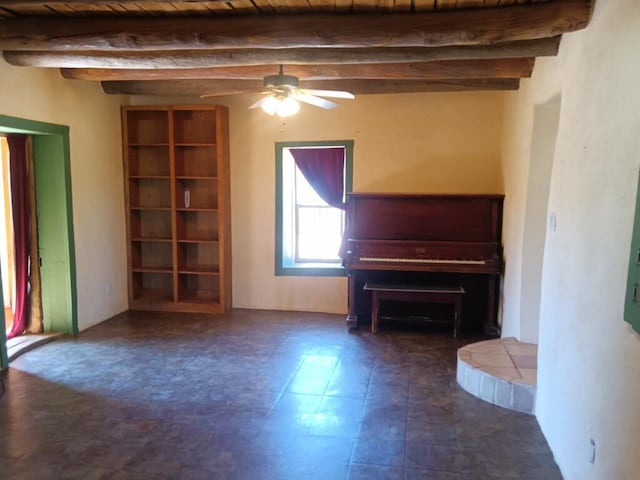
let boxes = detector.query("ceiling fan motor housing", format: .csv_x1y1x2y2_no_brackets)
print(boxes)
264,74,299,88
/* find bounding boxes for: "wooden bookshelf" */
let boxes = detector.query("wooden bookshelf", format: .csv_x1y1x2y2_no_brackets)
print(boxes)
122,105,231,313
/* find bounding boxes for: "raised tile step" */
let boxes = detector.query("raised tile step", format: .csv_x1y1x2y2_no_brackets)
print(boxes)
456,337,537,415
7,333,62,362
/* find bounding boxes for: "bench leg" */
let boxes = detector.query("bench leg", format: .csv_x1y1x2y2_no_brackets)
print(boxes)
371,292,379,333
453,298,462,338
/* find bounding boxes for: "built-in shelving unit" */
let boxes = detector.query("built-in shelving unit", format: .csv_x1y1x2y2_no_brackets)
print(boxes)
122,105,231,313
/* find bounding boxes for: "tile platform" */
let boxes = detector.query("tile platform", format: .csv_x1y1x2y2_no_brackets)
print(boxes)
6,333,62,362
457,337,538,415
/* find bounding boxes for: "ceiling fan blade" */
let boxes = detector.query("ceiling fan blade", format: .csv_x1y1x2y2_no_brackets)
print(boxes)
299,89,355,99
248,95,270,109
201,88,268,99
293,93,338,110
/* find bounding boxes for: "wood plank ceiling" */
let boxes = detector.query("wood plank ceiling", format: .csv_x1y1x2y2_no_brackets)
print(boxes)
0,0,594,97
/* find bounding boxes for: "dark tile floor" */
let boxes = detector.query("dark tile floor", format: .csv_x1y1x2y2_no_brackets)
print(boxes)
0,309,562,479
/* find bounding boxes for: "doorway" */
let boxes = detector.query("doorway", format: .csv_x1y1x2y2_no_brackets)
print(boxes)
519,96,561,343
0,115,77,370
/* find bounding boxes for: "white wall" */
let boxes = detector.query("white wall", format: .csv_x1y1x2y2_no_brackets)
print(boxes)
502,95,560,343
134,91,504,313
502,1,640,478
500,57,563,341
0,61,129,331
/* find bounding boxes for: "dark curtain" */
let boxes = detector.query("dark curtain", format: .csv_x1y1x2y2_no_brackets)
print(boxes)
289,147,346,209
6,135,30,340
289,147,349,258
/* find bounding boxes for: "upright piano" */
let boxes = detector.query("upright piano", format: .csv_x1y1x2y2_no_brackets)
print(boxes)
343,193,504,336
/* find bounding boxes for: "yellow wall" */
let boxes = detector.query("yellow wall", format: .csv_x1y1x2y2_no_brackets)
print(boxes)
0,61,129,331
135,91,504,313
0,60,504,329
233,92,503,312
0,60,504,322
502,1,640,478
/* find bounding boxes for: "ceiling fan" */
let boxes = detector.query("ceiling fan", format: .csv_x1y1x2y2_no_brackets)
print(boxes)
248,65,355,117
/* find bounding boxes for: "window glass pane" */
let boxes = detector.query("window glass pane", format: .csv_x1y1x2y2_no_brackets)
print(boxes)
297,206,343,261
294,165,326,206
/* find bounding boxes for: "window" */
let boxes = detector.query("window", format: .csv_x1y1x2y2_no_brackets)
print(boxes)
275,140,353,276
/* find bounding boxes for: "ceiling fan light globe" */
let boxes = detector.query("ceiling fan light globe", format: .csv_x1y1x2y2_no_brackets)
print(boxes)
261,95,280,115
277,97,300,117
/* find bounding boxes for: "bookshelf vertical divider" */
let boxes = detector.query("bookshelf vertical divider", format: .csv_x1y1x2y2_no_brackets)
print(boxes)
168,110,179,305
122,104,231,314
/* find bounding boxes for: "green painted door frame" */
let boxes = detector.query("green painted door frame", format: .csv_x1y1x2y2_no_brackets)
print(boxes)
0,115,77,370
625,172,640,334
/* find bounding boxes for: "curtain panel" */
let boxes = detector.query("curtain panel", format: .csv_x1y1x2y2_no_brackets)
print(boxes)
289,147,346,209
6,135,30,339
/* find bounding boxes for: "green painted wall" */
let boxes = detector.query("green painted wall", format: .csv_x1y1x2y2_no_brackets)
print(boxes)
33,135,77,334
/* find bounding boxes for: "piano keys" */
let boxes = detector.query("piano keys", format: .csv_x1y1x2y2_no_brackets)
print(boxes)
347,239,501,273
360,257,487,265
343,193,504,336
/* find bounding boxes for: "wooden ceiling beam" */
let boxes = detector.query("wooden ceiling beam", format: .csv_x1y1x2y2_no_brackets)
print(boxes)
61,58,535,81
0,1,592,51
0,0,230,5
3,38,559,69
101,78,520,96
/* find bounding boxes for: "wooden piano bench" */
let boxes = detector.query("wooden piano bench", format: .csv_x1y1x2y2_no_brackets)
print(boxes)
363,283,465,337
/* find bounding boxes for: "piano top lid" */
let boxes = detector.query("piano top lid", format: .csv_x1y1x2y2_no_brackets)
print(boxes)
346,192,504,243
347,192,505,200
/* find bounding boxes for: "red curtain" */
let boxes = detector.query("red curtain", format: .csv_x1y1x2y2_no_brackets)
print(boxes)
289,147,349,259
6,135,30,340
289,147,346,209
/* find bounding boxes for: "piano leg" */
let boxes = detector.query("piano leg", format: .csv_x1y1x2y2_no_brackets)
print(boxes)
484,274,501,337
346,271,359,329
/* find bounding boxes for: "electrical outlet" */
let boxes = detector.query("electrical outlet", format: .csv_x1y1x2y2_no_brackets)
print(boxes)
105,281,112,295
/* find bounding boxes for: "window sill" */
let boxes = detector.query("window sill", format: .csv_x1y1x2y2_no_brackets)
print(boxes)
276,263,346,277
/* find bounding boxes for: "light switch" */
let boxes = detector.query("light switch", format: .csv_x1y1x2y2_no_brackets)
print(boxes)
548,211,557,232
